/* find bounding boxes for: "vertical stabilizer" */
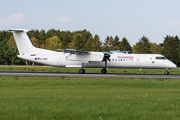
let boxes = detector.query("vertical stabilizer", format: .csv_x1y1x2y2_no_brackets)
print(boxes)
9,29,36,55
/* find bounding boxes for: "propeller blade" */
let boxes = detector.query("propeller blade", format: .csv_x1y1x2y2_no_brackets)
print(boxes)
103,53,111,69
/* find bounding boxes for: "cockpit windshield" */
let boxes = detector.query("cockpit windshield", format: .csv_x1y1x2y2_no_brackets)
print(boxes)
155,57,167,60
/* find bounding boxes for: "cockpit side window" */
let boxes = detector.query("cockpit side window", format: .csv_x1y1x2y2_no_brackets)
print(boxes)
155,57,161,59
155,57,167,60
161,57,167,59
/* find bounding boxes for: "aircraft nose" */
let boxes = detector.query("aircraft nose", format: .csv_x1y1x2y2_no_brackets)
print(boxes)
172,63,177,68
168,61,177,68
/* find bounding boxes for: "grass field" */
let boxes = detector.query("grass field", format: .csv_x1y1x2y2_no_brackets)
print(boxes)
0,65,179,74
0,76,180,119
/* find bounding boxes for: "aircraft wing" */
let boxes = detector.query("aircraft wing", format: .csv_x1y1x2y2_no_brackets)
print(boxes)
56,49,90,54
56,49,104,62
110,50,131,54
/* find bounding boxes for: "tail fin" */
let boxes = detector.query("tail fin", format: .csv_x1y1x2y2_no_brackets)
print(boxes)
9,29,36,55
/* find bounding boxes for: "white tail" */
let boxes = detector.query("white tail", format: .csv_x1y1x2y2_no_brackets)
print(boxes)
9,29,36,55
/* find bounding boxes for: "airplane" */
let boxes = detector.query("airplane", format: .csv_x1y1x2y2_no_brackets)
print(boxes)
9,29,177,75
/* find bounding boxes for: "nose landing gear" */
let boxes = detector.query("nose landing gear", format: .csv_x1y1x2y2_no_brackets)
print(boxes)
165,68,169,75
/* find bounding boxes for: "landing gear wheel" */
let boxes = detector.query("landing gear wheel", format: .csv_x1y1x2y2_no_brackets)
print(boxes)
79,69,85,74
165,71,169,75
101,69,107,74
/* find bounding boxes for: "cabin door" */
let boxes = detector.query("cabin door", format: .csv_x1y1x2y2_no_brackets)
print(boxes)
136,57,140,66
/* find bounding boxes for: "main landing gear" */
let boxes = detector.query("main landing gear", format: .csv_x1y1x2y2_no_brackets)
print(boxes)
101,53,111,74
79,68,108,74
101,68,107,74
79,69,85,74
165,68,169,75
79,53,111,74
79,63,86,74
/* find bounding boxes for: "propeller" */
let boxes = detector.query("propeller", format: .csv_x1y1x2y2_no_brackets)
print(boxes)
103,53,111,69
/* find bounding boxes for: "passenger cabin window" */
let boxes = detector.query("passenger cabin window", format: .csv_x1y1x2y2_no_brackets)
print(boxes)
155,57,167,60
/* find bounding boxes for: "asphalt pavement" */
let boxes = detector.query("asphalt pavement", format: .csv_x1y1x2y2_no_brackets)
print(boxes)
0,72,180,79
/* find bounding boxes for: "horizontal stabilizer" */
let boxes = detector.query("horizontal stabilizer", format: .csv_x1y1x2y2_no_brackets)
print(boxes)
9,29,29,33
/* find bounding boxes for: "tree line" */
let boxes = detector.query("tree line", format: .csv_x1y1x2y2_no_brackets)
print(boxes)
0,29,180,66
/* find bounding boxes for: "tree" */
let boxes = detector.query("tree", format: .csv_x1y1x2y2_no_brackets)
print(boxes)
46,29,57,38
174,36,180,65
44,36,62,50
108,36,114,50
135,36,151,53
6,36,17,49
69,33,84,50
84,36,93,51
38,29,46,45
8,47,21,65
0,31,12,44
6,36,23,65
119,37,131,51
0,39,9,65
28,29,39,39
154,44,162,54
150,43,162,54
60,31,72,49
113,35,120,50
103,36,110,52
103,36,115,51
69,30,93,50
91,34,102,51
131,45,137,53
31,36,39,47
163,36,179,64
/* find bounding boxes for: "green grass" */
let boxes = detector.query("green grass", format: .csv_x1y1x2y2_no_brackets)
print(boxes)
0,65,179,74
0,76,180,119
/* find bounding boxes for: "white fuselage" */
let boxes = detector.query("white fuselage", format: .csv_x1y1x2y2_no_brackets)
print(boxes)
18,51,176,69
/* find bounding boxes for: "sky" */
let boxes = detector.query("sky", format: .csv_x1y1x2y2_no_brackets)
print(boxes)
0,0,180,46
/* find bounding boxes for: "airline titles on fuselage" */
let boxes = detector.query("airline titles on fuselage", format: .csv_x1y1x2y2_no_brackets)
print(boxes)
117,56,134,59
